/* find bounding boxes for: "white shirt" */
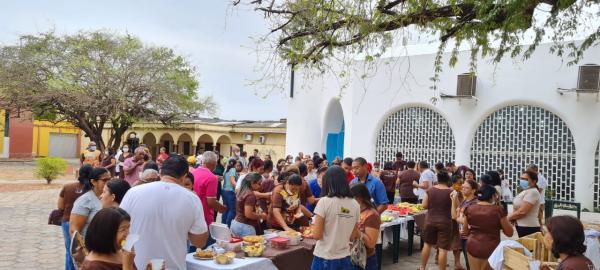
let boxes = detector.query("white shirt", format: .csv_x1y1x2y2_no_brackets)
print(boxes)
537,173,548,204
418,169,435,200
235,173,247,190
120,181,207,270
312,197,360,259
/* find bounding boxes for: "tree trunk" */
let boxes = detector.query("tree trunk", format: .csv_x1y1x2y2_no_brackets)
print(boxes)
46,178,51,184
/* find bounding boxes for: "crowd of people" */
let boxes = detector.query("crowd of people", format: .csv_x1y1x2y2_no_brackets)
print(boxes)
55,143,594,270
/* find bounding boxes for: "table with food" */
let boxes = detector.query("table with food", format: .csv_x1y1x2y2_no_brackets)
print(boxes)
376,202,426,265
186,224,317,270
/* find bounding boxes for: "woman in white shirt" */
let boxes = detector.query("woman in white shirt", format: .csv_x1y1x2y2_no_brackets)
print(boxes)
508,170,541,237
311,166,360,270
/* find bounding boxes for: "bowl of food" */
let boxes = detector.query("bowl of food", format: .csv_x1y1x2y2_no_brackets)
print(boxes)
242,242,265,257
278,231,302,245
270,237,290,250
300,226,314,239
214,251,235,265
242,235,264,244
193,249,214,260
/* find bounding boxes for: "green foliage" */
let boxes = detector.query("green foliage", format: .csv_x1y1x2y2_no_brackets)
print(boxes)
0,31,216,150
242,0,600,92
35,157,68,184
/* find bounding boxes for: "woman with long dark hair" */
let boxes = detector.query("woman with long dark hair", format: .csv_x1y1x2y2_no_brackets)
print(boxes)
230,173,267,237
350,183,381,270
101,148,117,177
70,167,111,237
453,179,478,270
311,166,359,270
269,173,313,231
58,164,92,270
222,159,241,226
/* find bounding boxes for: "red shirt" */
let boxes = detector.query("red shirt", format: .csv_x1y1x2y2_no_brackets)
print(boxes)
192,167,218,227
346,172,355,183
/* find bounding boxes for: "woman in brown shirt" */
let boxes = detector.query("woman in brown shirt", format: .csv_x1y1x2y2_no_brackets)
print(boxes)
58,164,91,270
351,183,381,270
398,161,419,203
269,174,313,231
463,185,513,270
541,215,595,270
80,208,137,270
230,173,267,237
379,162,398,205
419,172,453,270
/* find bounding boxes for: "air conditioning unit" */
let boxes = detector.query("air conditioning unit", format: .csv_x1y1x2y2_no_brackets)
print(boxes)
243,134,253,141
577,64,600,91
457,73,476,96
258,135,266,144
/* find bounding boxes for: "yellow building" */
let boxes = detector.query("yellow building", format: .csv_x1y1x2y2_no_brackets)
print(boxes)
32,120,81,158
83,118,288,161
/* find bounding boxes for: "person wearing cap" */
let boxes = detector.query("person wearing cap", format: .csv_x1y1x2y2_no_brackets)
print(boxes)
187,156,197,172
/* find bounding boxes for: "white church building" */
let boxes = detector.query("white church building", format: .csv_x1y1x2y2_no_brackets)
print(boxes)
285,42,600,210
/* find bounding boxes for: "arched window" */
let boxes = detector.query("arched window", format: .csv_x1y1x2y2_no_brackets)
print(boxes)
375,107,455,165
471,105,576,201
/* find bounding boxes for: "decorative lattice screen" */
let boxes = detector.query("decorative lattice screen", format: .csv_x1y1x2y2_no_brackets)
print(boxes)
375,107,455,165
470,105,576,201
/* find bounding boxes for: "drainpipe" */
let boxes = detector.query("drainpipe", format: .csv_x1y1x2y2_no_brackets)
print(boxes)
1,111,9,158
290,63,295,98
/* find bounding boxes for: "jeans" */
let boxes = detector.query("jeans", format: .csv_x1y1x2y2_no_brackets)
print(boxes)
221,190,236,227
230,220,256,237
364,255,378,270
214,180,222,222
311,256,353,270
516,226,540,238
61,221,75,270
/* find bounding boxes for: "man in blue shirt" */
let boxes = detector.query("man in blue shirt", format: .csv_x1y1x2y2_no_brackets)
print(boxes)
307,167,328,212
350,157,389,213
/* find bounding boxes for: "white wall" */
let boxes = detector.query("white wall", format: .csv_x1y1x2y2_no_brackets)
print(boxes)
287,42,600,209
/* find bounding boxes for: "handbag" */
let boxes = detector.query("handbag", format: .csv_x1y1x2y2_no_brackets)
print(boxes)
350,235,367,269
70,231,88,269
48,209,64,226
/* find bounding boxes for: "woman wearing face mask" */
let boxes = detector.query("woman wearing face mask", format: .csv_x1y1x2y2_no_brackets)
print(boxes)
461,185,513,270
540,215,595,270
508,170,541,237
117,144,131,180
100,179,131,208
101,148,117,177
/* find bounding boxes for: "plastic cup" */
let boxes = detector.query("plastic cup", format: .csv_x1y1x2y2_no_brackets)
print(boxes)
150,259,164,270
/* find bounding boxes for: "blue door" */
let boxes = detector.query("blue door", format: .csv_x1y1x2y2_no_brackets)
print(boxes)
326,126,344,163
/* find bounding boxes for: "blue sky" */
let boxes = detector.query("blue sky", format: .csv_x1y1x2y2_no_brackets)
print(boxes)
0,0,288,121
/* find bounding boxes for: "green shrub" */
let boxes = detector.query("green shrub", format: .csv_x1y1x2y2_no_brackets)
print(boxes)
35,157,68,184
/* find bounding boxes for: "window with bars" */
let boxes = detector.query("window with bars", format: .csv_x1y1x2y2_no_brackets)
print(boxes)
375,107,456,165
470,105,576,201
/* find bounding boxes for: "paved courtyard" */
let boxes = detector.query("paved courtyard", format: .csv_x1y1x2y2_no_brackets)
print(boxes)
0,161,597,270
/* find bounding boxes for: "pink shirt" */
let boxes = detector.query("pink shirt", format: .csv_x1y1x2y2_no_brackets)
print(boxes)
123,157,143,186
192,167,218,226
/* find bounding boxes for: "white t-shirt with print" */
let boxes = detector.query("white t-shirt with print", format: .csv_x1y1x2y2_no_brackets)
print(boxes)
313,196,360,260
418,169,435,200
120,181,207,270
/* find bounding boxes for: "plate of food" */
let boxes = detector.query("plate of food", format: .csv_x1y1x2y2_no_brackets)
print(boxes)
193,249,214,260
242,243,265,257
214,251,236,265
242,235,264,243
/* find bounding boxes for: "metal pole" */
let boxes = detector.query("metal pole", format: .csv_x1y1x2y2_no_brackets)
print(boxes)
290,63,295,98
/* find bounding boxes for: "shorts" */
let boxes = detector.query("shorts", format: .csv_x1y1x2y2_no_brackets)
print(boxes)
423,222,452,250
